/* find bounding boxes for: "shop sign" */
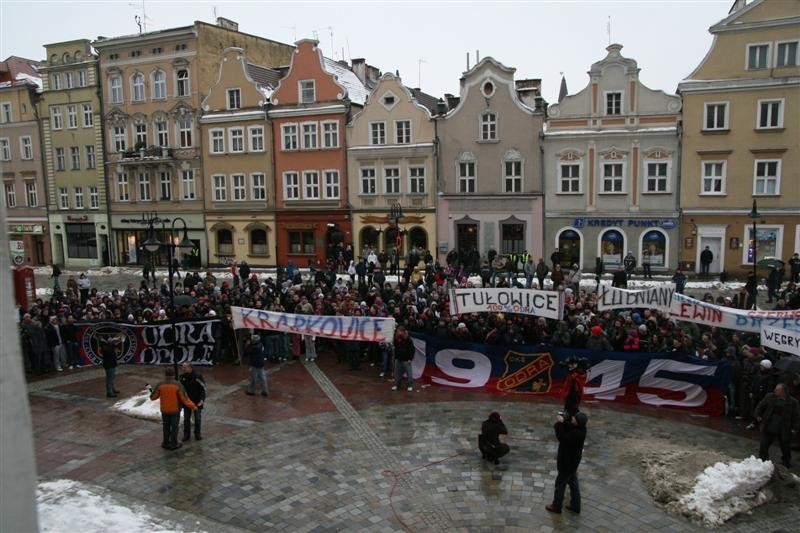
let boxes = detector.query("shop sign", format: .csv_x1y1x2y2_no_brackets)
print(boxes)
9,240,24,265
572,217,676,229
9,224,44,234
67,215,89,222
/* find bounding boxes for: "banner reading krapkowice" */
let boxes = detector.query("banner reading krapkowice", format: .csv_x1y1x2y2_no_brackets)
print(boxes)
449,287,564,319
407,333,730,415
230,306,396,343
669,293,800,332
597,283,675,311
761,324,800,356
76,320,220,366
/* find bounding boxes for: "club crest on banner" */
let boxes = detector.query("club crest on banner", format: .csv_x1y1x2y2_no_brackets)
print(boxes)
497,351,554,394
81,322,138,365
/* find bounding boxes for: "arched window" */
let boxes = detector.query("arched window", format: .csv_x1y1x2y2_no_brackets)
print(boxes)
600,229,625,268
109,75,122,104
152,70,166,99
641,230,667,268
557,228,582,268
176,69,189,97
360,226,379,251
132,73,145,102
217,229,233,255
409,227,427,251
250,229,267,255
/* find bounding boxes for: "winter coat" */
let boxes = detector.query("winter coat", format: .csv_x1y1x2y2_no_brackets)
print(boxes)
755,392,799,440
179,371,207,407
394,335,415,362
623,254,636,273
481,418,508,447
555,419,587,473
150,381,196,414
100,339,118,369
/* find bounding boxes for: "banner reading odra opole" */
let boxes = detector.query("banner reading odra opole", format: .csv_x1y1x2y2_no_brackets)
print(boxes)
77,320,220,366
597,283,675,312
449,287,564,319
230,306,396,343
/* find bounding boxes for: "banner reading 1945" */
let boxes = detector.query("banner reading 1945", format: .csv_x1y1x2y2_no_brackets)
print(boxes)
449,287,564,320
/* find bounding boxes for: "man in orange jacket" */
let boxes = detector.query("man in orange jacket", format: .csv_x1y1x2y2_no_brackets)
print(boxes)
150,367,197,450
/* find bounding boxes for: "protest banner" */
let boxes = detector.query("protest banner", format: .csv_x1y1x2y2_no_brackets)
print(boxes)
669,293,800,332
76,320,219,366
760,324,800,356
409,333,730,415
230,306,396,343
597,283,675,312
449,287,564,319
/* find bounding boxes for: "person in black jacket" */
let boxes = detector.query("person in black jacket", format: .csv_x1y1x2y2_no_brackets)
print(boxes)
100,336,120,398
546,411,588,514
245,335,268,396
754,383,799,468
479,412,510,465
179,363,207,441
391,326,415,391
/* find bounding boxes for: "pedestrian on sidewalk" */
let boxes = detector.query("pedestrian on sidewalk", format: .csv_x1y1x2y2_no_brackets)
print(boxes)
179,363,206,441
391,326,414,391
245,334,268,396
150,367,197,450
546,411,588,514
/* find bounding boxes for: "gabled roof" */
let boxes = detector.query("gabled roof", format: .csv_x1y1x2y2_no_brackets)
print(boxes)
0,56,41,90
246,63,282,96
323,58,368,106
409,88,441,114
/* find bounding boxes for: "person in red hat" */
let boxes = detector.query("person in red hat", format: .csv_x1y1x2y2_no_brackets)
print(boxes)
585,325,612,351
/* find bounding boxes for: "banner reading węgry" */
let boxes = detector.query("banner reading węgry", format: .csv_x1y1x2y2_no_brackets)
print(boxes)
449,287,564,319
230,306,396,343
760,324,800,356
597,283,675,312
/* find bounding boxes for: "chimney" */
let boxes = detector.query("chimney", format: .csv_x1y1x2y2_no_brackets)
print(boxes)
216,17,239,31
351,58,366,84
515,78,542,108
445,93,460,110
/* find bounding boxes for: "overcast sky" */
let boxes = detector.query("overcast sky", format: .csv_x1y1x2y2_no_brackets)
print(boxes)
1,1,731,103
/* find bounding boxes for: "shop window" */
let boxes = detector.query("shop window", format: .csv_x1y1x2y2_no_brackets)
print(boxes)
600,229,624,268
642,230,666,268
66,223,97,259
558,229,582,268
217,228,233,255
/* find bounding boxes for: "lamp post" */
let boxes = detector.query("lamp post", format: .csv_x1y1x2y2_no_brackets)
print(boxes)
389,203,405,257
143,216,194,376
748,199,760,310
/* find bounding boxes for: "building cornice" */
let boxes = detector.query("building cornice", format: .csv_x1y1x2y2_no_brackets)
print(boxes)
267,104,346,118
348,142,435,152
681,207,800,215
200,110,265,123
99,51,197,70
710,16,800,34
678,77,800,93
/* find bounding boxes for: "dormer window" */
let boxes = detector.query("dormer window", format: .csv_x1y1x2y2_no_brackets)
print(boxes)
299,80,315,104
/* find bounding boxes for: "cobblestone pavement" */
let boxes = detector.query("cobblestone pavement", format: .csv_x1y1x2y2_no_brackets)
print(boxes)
27,354,798,532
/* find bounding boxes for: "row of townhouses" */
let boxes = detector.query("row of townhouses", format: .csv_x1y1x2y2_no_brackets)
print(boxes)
1,0,798,276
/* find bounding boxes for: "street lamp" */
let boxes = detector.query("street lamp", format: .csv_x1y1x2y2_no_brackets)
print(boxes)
388,203,406,257
143,215,194,376
748,199,760,310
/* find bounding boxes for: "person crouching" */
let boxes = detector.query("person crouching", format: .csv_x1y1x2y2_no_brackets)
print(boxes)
150,367,197,450
479,411,510,465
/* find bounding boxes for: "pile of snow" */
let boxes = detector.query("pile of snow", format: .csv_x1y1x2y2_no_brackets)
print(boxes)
677,456,773,527
112,389,161,421
38,479,198,532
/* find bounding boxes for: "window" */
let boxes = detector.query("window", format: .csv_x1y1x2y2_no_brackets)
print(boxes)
70,146,80,169
0,138,9,161
25,181,37,207
85,145,96,168
395,120,411,144
283,172,300,200
135,123,147,146
82,103,93,127
227,88,241,110
110,75,122,104
78,70,86,87
642,230,667,268
360,167,376,195
137,172,151,201
65,223,97,259
132,73,145,101
501,223,524,254
232,174,246,201
370,122,386,145
1,102,11,123
322,121,338,148
181,169,196,200
704,102,728,130
20,136,32,160
67,105,78,129
210,129,224,153
4,183,15,208
212,175,227,201
504,160,522,193
747,43,770,69
50,73,61,90
601,229,624,267
152,70,166,99
51,106,62,129
754,160,780,195
251,173,266,201
480,113,497,140
229,128,244,152
282,124,298,150
384,167,400,194
701,161,726,194
559,163,581,193
251,229,268,255
55,147,65,170
249,126,264,152
645,162,668,193
299,80,315,103
745,226,782,264
89,186,99,209
301,122,318,149
58,187,68,209
757,99,783,129
178,117,192,147
176,69,189,97
602,163,624,192
289,231,315,254
324,170,339,199
155,119,168,147
159,171,171,200
73,186,84,209
117,172,129,201
113,126,126,151
304,171,320,199
409,166,426,194
217,229,233,255
458,161,476,193
776,41,798,67
606,92,622,115
65,72,73,89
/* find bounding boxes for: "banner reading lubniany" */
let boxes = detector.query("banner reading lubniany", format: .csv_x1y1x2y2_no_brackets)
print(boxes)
230,306,396,343
760,324,800,356
449,287,564,319
597,283,675,312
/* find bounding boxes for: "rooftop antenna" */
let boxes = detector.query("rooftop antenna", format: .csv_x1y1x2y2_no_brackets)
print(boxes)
282,26,297,42
606,15,612,45
129,0,151,32
314,26,334,56
418,58,426,88
135,15,142,34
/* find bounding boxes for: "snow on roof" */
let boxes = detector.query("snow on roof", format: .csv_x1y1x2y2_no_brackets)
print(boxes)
545,126,677,136
323,58,367,106
16,72,42,91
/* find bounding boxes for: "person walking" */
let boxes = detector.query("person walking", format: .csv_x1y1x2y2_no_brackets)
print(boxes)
150,367,197,450
754,383,799,468
700,246,713,278
179,363,206,441
100,336,120,398
391,326,415,391
479,411,510,465
546,411,588,514
50,263,62,290
245,334,268,396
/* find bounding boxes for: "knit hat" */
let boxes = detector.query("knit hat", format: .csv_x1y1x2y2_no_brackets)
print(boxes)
590,325,603,337
458,322,467,329
760,359,772,369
